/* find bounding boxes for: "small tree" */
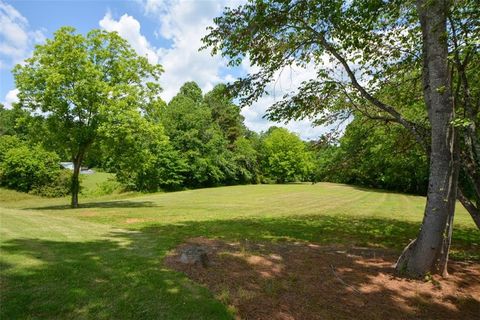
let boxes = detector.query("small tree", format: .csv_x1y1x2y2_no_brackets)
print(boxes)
262,127,313,183
14,27,163,207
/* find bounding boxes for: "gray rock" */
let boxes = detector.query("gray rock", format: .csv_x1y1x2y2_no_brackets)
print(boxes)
179,245,209,267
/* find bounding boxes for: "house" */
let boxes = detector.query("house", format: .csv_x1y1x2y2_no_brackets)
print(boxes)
60,162,94,174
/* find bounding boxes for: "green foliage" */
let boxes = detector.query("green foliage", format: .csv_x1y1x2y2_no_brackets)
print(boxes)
0,104,31,138
0,142,68,195
179,81,204,101
314,116,429,195
161,82,237,187
202,0,418,120
160,82,321,187
99,105,186,192
261,127,314,183
204,84,246,146
0,135,70,197
30,170,72,198
13,26,164,205
232,137,261,184
96,179,123,196
0,135,23,161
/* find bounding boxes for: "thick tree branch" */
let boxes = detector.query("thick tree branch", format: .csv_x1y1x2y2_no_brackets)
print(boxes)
457,187,480,229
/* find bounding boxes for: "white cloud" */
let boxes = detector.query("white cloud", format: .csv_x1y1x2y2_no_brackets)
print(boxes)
135,0,339,140
0,1,45,70
137,0,241,101
239,59,341,140
99,12,160,65
2,88,19,109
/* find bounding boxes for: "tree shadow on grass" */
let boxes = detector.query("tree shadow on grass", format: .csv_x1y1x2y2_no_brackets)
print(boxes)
1,215,479,319
29,200,160,210
156,215,479,261
0,232,231,319
165,238,480,320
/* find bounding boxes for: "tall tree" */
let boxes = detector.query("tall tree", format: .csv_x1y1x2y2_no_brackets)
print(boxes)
161,82,235,187
14,27,163,207
204,84,246,146
203,0,477,276
395,0,458,276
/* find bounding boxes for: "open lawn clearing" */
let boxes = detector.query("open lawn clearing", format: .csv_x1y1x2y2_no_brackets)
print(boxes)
1,183,479,319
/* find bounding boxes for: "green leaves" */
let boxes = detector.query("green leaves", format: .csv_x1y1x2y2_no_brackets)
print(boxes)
161,83,234,187
0,136,69,196
314,115,429,195
203,0,418,111
261,127,314,183
13,26,164,203
14,26,164,154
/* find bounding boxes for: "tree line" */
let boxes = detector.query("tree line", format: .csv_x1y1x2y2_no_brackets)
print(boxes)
1,75,429,200
0,25,434,202
0,25,436,210
0,26,316,199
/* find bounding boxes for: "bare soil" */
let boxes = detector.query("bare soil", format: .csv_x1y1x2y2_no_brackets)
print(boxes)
165,237,480,320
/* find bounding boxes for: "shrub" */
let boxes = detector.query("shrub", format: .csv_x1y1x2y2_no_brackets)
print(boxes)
0,144,69,196
30,170,71,197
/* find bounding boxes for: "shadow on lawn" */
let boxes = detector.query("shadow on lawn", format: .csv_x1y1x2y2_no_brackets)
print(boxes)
159,215,479,261
166,238,480,320
29,200,159,210
1,215,479,319
0,230,231,319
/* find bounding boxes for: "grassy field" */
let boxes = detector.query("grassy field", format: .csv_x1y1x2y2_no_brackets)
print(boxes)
1,182,479,319
79,171,123,197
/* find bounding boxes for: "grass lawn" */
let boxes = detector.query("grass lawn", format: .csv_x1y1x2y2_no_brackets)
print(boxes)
79,171,123,197
1,182,479,319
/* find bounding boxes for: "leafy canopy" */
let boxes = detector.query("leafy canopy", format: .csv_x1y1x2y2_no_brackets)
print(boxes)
14,26,163,159
13,26,164,206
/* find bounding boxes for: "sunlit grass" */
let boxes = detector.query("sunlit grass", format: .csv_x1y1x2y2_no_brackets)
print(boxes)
1,183,478,319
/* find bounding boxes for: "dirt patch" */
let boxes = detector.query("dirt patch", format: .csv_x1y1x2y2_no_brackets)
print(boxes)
124,218,149,224
165,238,480,320
79,211,97,217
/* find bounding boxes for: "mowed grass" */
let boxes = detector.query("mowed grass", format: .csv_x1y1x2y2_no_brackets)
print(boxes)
1,183,479,319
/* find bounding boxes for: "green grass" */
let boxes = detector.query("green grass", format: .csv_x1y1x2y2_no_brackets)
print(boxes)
79,171,123,196
1,183,479,319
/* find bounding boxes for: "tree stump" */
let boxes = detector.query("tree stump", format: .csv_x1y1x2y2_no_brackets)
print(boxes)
179,245,209,267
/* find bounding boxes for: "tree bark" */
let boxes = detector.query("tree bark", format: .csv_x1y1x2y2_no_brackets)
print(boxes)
457,188,480,229
395,0,459,277
71,153,84,208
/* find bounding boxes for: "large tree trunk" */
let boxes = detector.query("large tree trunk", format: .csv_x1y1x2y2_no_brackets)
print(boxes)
395,0,459,277
71,154,83,208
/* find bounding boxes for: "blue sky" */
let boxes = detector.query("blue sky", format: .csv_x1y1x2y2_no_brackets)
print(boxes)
0,0,330,139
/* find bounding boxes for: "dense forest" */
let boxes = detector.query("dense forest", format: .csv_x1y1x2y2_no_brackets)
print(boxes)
0,78,429,197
